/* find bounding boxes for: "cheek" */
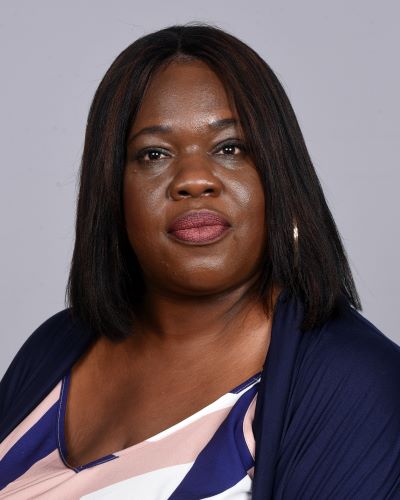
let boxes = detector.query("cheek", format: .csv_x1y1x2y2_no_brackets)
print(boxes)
123,177,149,247
123,174,166,255
233,173,266,235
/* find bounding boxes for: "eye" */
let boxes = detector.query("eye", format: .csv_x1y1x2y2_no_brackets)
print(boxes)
215,140,246,156
135,148,169,163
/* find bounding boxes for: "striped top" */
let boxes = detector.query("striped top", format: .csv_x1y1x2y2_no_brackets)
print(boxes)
0,369,261,499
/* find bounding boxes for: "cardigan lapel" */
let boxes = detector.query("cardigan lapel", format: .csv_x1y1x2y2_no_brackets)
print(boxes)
251,293,306,499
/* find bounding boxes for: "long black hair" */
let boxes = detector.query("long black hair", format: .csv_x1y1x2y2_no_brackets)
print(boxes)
67,22,361,340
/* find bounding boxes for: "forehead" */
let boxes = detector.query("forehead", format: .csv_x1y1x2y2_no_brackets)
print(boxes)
131,60,238,131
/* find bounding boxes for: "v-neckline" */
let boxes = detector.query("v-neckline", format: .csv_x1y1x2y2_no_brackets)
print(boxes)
56,368,262,472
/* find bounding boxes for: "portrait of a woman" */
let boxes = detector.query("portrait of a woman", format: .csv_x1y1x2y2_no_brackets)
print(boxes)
1,24,399,499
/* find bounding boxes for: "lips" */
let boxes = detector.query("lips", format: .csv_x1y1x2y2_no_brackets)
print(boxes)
168,210,231,244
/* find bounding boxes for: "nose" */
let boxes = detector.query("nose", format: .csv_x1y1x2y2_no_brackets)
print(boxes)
168,155,223,200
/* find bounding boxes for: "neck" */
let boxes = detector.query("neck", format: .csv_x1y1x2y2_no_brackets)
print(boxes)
129,279,279,357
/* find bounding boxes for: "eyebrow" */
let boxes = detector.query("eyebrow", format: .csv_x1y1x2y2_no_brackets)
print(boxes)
127,118,239,144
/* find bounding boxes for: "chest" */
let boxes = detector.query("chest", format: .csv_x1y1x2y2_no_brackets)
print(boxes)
63,362,261,468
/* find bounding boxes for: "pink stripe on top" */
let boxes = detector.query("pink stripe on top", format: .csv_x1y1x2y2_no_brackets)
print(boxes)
0,382,61,461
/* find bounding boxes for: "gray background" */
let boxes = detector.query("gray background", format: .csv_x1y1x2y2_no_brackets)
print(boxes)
1,0,399,379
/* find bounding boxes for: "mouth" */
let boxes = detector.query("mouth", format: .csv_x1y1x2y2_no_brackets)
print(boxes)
169,224,231,244
167,209,232,245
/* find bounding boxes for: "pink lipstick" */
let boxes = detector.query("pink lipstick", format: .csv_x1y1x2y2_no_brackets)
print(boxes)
168,210,231,244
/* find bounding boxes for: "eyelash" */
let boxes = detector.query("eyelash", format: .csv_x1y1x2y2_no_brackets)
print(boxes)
216,141,247,156
134,140,247,163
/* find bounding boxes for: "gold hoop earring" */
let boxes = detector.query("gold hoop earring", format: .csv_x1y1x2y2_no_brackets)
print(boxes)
293,221,299,266
293,223,299,243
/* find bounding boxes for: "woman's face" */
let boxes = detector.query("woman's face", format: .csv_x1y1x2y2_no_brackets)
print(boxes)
124,59,267,297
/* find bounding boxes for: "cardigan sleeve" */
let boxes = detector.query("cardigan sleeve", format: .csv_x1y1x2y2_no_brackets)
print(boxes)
273,306,400,499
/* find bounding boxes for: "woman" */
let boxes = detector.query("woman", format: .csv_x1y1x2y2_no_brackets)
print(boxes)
1,23,399,499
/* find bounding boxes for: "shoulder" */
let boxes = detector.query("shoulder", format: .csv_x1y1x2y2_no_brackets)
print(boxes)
292,302,400,425
0,309,93,440
1,309,88,387
3,309,79,368
276,303,400,498
306,302,400,396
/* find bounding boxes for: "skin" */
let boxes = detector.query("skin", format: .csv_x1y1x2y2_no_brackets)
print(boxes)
64,59,277,467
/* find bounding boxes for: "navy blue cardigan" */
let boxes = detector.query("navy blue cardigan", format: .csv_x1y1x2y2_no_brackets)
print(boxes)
1,293,400,499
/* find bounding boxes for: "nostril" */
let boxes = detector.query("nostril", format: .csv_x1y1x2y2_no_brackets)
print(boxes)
176,188,215,197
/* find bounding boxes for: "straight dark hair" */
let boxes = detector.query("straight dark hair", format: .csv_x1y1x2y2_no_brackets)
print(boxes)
67,22,361,340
